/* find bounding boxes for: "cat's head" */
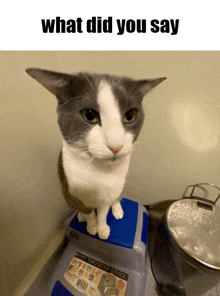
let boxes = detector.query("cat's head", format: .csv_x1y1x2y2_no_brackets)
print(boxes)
26,68,166,161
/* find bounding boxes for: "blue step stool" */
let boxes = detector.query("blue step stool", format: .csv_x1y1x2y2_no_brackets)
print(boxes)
50,198,149,296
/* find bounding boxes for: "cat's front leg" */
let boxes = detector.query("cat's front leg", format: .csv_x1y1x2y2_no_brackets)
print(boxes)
77,210,98,236
97,206,110,240
111,200,124,219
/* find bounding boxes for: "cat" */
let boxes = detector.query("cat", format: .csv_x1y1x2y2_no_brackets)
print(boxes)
26,68,166,240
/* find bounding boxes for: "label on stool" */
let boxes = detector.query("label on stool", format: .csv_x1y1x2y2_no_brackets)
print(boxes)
61,253,128,296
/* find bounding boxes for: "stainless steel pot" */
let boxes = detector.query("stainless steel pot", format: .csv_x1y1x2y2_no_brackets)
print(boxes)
149,183,220,296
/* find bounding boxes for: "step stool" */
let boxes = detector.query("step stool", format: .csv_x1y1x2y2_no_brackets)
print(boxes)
50,198,149,296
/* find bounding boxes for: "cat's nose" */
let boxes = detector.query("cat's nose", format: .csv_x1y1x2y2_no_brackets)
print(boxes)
108,146,123,155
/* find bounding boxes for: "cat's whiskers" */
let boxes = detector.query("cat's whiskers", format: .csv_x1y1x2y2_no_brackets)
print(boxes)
66,140,106,162
75,144,114,161
58,96,81,108
59,95,94,109
81,72,95,93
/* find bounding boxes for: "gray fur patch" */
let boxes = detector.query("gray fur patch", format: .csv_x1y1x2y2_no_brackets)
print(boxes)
56,72,146,144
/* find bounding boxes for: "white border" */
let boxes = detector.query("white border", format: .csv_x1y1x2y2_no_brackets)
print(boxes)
1,0,219,50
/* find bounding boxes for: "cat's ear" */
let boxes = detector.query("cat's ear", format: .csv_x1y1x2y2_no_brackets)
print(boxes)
25,68,70,95
136,77,167,97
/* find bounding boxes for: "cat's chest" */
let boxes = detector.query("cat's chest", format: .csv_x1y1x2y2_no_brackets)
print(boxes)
62,146,130,200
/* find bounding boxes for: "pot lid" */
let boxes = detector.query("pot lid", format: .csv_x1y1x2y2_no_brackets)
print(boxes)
167,199,220,270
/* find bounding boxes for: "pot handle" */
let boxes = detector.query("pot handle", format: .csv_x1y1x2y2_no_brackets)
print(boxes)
182,183,220,205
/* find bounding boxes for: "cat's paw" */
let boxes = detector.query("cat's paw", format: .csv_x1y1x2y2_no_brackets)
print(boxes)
98,225,110,240
112,203,124,220
77,212,86,223
87,222,98,236
78,212,98,236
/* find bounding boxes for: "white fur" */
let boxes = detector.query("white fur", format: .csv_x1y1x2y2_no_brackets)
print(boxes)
97,81,125,150
78,210,97,236
62,80,134,239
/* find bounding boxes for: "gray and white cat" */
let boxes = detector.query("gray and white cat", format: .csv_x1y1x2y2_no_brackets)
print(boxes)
26,68,166,240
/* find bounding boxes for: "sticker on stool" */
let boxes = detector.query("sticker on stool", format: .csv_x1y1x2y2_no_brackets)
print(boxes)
61,253,128,296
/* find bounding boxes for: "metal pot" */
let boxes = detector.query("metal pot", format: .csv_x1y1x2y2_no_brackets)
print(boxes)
149,183,220,296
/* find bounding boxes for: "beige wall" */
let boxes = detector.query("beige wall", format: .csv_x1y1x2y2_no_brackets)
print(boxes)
1,51,220,295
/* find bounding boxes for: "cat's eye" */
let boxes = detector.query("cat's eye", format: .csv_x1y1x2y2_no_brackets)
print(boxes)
81,109,100,124
124,109,138,123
